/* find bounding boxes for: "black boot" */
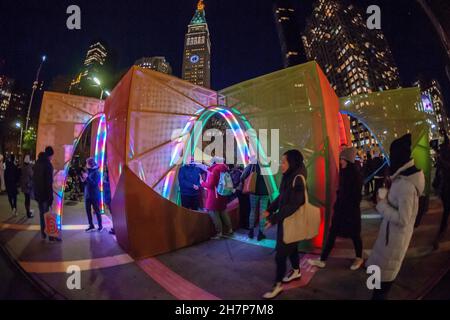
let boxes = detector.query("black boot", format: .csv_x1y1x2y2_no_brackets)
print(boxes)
257,231,266,241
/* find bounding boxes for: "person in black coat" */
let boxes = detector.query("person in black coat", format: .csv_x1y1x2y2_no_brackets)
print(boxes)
4,154,20,216
33,147,60,241
81,157,103,232
308,147,364,271
261,149,307,299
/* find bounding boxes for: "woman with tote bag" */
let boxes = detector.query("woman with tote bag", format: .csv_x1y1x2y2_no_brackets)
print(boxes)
261,149,308,299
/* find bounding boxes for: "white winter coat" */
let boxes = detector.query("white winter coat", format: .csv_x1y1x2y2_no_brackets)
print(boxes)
367,160,425,282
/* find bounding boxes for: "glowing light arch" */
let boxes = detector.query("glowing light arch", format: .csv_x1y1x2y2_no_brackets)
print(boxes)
53,113,107,230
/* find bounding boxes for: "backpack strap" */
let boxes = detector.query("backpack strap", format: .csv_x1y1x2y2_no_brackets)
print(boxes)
292,174,308,204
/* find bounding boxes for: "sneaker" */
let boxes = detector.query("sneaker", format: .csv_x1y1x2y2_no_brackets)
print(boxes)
224,230,234,237
308,258,326,268
262,283,283,299
109,228,115,235
98,226,104,232
85,226,96,233
248,229,254,239
257,231,266,241
49,237,62,242
350,258,364,271
211,233,222,240
282,269,302,283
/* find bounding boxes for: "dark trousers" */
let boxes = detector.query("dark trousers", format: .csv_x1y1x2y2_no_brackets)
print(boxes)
371,281,394,300
24,193,31,216
275,251,299,283
86,198,102,228
7,191,17,210
321,229,363,261
38,201,50,237
237,191,250,229
372,178,384,203
181,194,200,211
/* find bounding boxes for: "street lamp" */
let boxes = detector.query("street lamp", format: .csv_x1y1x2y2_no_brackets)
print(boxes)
24,55,47,141
15,121,23,151
91,77,109,100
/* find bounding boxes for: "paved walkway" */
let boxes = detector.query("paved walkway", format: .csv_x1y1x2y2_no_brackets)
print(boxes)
0,193,449,300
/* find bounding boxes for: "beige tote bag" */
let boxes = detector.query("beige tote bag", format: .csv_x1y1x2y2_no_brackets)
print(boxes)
283,175,321,244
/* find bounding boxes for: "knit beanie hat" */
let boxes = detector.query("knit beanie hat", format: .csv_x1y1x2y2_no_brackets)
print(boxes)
340,147,357,164
390,133,412,174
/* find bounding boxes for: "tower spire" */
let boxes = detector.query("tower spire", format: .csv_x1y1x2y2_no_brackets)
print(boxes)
197,0,205,11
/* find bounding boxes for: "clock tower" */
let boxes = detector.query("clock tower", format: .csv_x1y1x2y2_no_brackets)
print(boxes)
182,0,211,88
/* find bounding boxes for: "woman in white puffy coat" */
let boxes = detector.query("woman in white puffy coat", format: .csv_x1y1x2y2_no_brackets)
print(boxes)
367,134,425,300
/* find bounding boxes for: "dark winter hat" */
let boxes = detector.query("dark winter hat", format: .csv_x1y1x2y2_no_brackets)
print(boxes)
45,146,54,157
390,133,412,173
340,147,357,164
86,157,98,169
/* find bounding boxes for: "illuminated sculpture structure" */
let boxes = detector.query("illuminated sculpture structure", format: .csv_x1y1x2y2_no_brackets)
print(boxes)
36,61,432,259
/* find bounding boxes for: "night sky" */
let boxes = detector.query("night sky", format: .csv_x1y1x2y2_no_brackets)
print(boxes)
0,0,449,103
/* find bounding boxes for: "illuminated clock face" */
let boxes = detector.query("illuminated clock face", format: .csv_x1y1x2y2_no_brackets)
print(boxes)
190,55,200,64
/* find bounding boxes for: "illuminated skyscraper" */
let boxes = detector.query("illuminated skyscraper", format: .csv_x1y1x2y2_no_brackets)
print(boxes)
303,0,401,148
273,0,306,67
0,75,14,123
182,0,211,88
69,41,108,96
134,57,173,75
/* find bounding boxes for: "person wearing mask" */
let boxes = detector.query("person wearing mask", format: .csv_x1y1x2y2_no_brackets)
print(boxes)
201,157,233,240
33,146,61,242
367,134,425,300
241,160,269,241
261,150,307,299
178,157,204,211
20,155,34,218
81,158,103,232
4,154,20,216
308,147,364,270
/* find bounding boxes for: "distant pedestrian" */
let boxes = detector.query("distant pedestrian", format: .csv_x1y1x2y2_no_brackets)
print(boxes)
4,154,20,216
241,160,269,241
81,158,103,233
367,134,424,300
201,157,233,240
262,150,307,299
33,147,61,242
0,154,5,192
433,135,450,249
20,155,34,218
308,147,364,271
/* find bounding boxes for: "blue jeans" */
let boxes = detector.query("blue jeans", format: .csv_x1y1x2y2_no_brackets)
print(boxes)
38,201,50,237
249,195,269,232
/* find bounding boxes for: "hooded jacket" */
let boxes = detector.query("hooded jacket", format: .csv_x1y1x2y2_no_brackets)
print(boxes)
201,163,229,211
367,159,425,282
33,152,54,203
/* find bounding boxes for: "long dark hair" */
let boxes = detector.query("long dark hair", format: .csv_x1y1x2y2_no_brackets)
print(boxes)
283,149,305,177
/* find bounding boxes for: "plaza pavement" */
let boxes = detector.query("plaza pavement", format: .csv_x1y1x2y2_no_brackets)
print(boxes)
0,192,449,300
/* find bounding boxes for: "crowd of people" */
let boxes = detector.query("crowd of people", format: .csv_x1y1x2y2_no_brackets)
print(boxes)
1,130,449,300
0,146,113,242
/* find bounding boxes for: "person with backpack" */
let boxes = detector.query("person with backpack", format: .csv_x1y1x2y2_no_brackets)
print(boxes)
241,161,269,241
201,156,233,240
261,150,307,299
20,155,34,218
308,147,364,271
367,134,425,300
